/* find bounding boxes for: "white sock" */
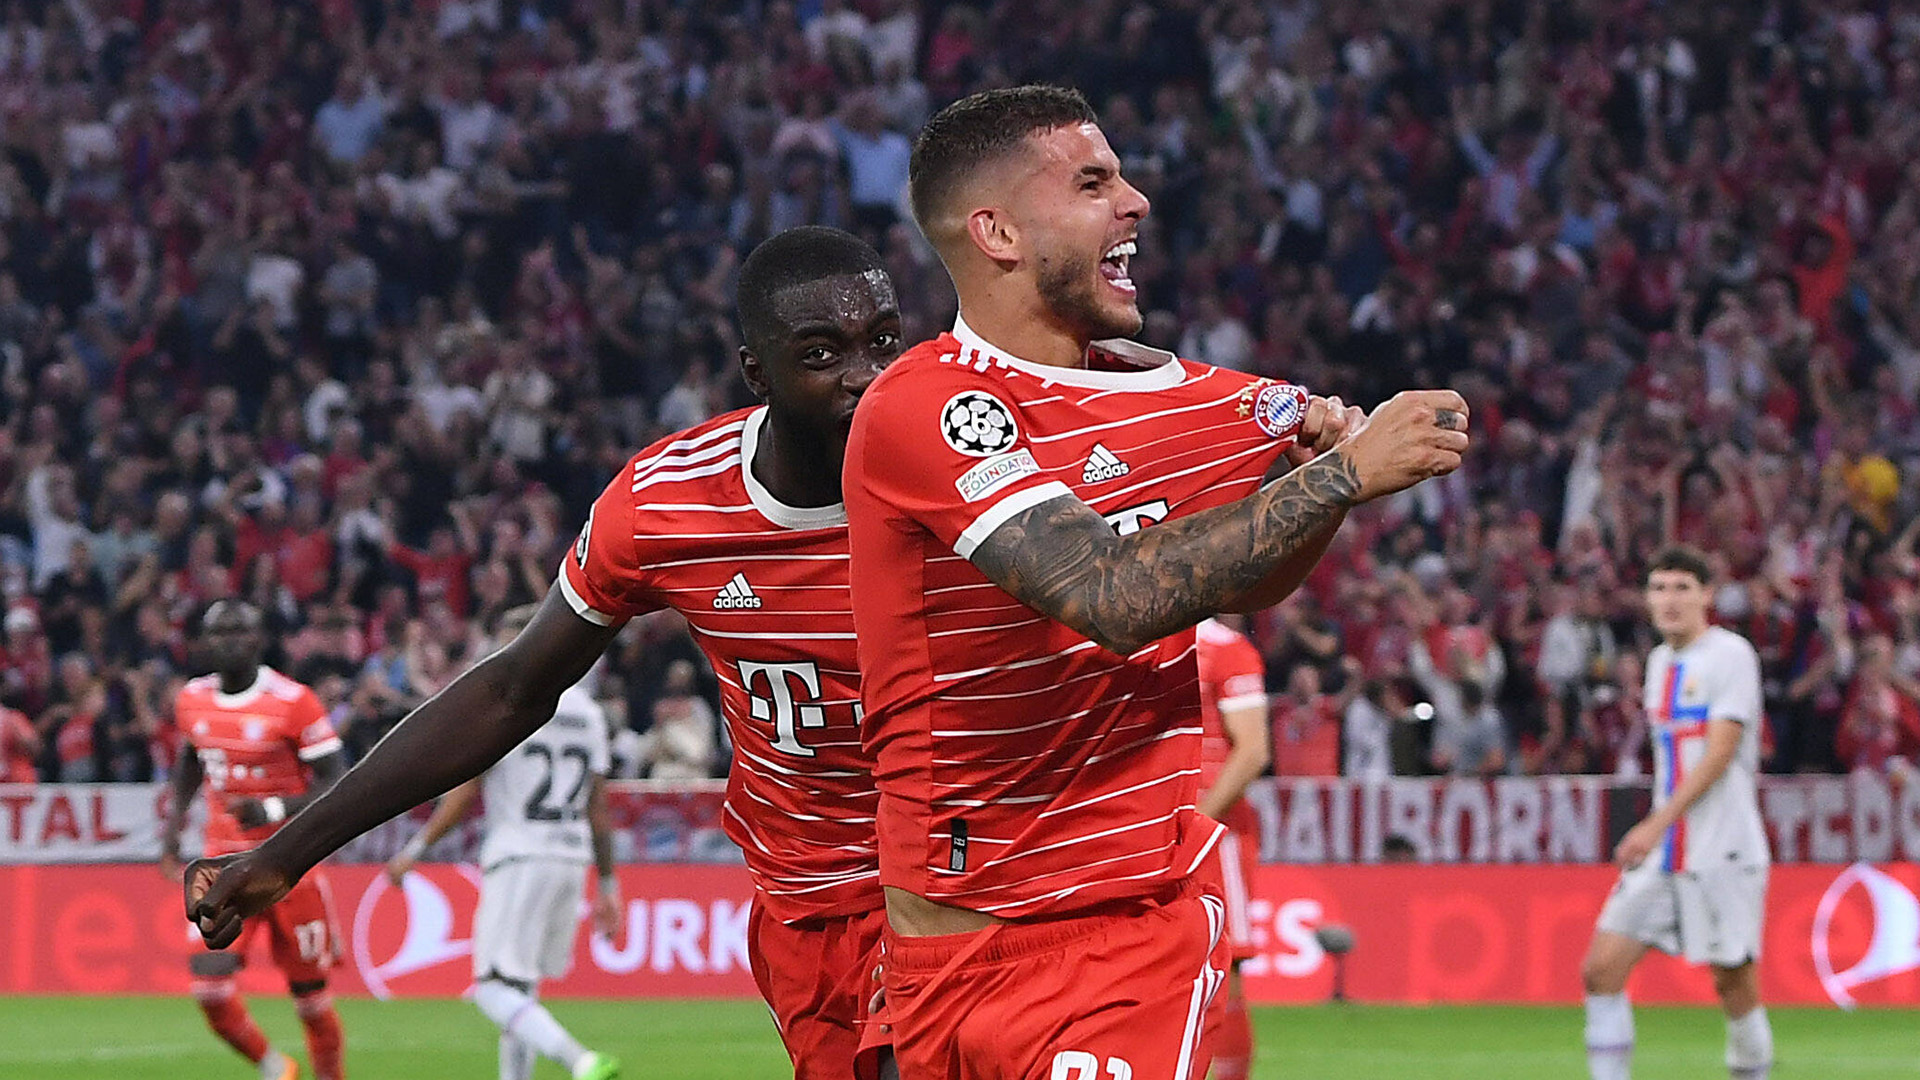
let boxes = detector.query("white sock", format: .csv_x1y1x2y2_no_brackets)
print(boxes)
258,1049,291,1079
1585,993,1634,1080
473,980,587,1073
499,1032,535,1080
1726,1006,1773,1078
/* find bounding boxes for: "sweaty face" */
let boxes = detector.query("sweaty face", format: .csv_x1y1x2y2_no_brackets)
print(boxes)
1017,123,1147,341
747,270,904,451
1644,570,1711,642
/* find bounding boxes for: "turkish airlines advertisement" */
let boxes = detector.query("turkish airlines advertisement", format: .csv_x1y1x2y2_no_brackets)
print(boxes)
3,862,1915,1007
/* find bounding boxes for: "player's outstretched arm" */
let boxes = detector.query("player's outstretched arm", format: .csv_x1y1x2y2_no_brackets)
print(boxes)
187,588,623,947
969,390,1468,656
586,774,621,939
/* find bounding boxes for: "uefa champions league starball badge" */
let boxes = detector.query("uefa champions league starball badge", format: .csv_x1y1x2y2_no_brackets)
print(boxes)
940,391,1020,456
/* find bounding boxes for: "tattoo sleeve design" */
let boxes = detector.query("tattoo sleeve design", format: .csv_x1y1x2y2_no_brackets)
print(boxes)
969,450,1362,655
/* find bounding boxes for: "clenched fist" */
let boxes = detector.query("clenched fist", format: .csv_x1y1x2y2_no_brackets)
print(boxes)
185,851,298,949
1285,395,1368,468
1339,390,1470,502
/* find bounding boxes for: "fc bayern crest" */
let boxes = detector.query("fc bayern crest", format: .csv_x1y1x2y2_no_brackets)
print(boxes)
1253,383,1308,439
940,391,1019,457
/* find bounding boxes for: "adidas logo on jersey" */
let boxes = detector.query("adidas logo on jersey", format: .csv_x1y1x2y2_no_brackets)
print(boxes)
1082,443,1131,483
714,572,762,609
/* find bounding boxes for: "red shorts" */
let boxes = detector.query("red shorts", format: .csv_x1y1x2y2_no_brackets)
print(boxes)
1194,804,1260,962
749,902,892,1080
200,870,341,984
882,880,1231,1080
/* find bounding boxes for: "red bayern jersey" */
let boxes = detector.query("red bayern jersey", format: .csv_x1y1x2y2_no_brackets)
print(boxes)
559,406,877,923
844,318,1308,918
1196,618,1269,802
173,666,341,857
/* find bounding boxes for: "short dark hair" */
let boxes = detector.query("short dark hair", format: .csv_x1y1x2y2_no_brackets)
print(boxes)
736,226,887,349
1646,546,1713,585
909,85,1098,230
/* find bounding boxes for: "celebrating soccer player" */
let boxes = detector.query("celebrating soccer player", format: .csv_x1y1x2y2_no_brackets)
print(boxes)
386,604,622,1080
185,227,907,1080
842,84,1469,1080
161,599,349,1080
1581,547,1773,1080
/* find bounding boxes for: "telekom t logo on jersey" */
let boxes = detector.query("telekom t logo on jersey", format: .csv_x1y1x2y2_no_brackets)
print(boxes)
739,661,856,757
1104,500,1170,537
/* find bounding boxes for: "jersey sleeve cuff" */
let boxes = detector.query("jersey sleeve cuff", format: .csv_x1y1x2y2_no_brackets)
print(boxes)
556,570,616,626
954,481,1076,560
1216,693,1270,712
297,736,344,761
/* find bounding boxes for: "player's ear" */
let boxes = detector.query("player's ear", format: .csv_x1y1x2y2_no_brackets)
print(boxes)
738,345,770,400
966,207,1019,267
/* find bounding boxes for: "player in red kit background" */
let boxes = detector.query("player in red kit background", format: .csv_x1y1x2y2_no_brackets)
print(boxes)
557,228,903,1080
185,228,906,1080
1193,617,1272,1080
845,85,1469,1080
161,599,348,1080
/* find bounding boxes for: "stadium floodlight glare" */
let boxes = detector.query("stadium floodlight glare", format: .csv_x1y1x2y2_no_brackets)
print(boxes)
1315,923,1357,1003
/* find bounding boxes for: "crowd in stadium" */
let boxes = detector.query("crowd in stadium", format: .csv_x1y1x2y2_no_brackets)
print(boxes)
0,0,1916,788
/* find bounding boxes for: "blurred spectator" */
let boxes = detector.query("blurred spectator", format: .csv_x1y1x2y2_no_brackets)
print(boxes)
1432,681,1509,778
1341,668,1398,781
1837,633,1920,789
0,0,1910,786
638,660,720,782
1270,663,1356,777
1,702,38,783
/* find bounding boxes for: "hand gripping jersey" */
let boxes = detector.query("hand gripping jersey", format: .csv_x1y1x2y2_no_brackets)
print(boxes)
844,318,1305,918
560,406,878,923
1196,617,1270,808
480,684,612,871
173,666,342,857
1643,625,1771,870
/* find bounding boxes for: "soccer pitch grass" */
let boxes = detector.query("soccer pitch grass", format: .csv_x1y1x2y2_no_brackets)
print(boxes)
0,996,1914,1079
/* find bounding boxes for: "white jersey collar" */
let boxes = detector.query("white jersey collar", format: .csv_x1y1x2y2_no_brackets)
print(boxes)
211,666,270,709
740,406,848,530
950,314,1184,391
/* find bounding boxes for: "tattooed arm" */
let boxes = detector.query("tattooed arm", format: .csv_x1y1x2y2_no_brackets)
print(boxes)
970,390,1470,655
1220,395,1369,613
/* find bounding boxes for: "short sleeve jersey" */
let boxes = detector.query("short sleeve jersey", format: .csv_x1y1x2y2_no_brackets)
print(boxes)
1643,625,1770,870
173,666,341,857
558,406,877,922
844,319,1307,918
480,684,612,870
1196,618,1269,800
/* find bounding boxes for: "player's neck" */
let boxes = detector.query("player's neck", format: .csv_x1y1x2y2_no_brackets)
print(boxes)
751,410,842,508
217,665,261,696
1663,624,1709,651
956,298,1088,369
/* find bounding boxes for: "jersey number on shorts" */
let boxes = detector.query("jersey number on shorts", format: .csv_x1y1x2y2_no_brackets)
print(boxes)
1050,1051,1133,1080
293,920,330,963
739,660,844,758
521,744,593,822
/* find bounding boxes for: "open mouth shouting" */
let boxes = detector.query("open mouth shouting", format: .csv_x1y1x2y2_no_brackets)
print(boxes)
1100,238,1137,296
